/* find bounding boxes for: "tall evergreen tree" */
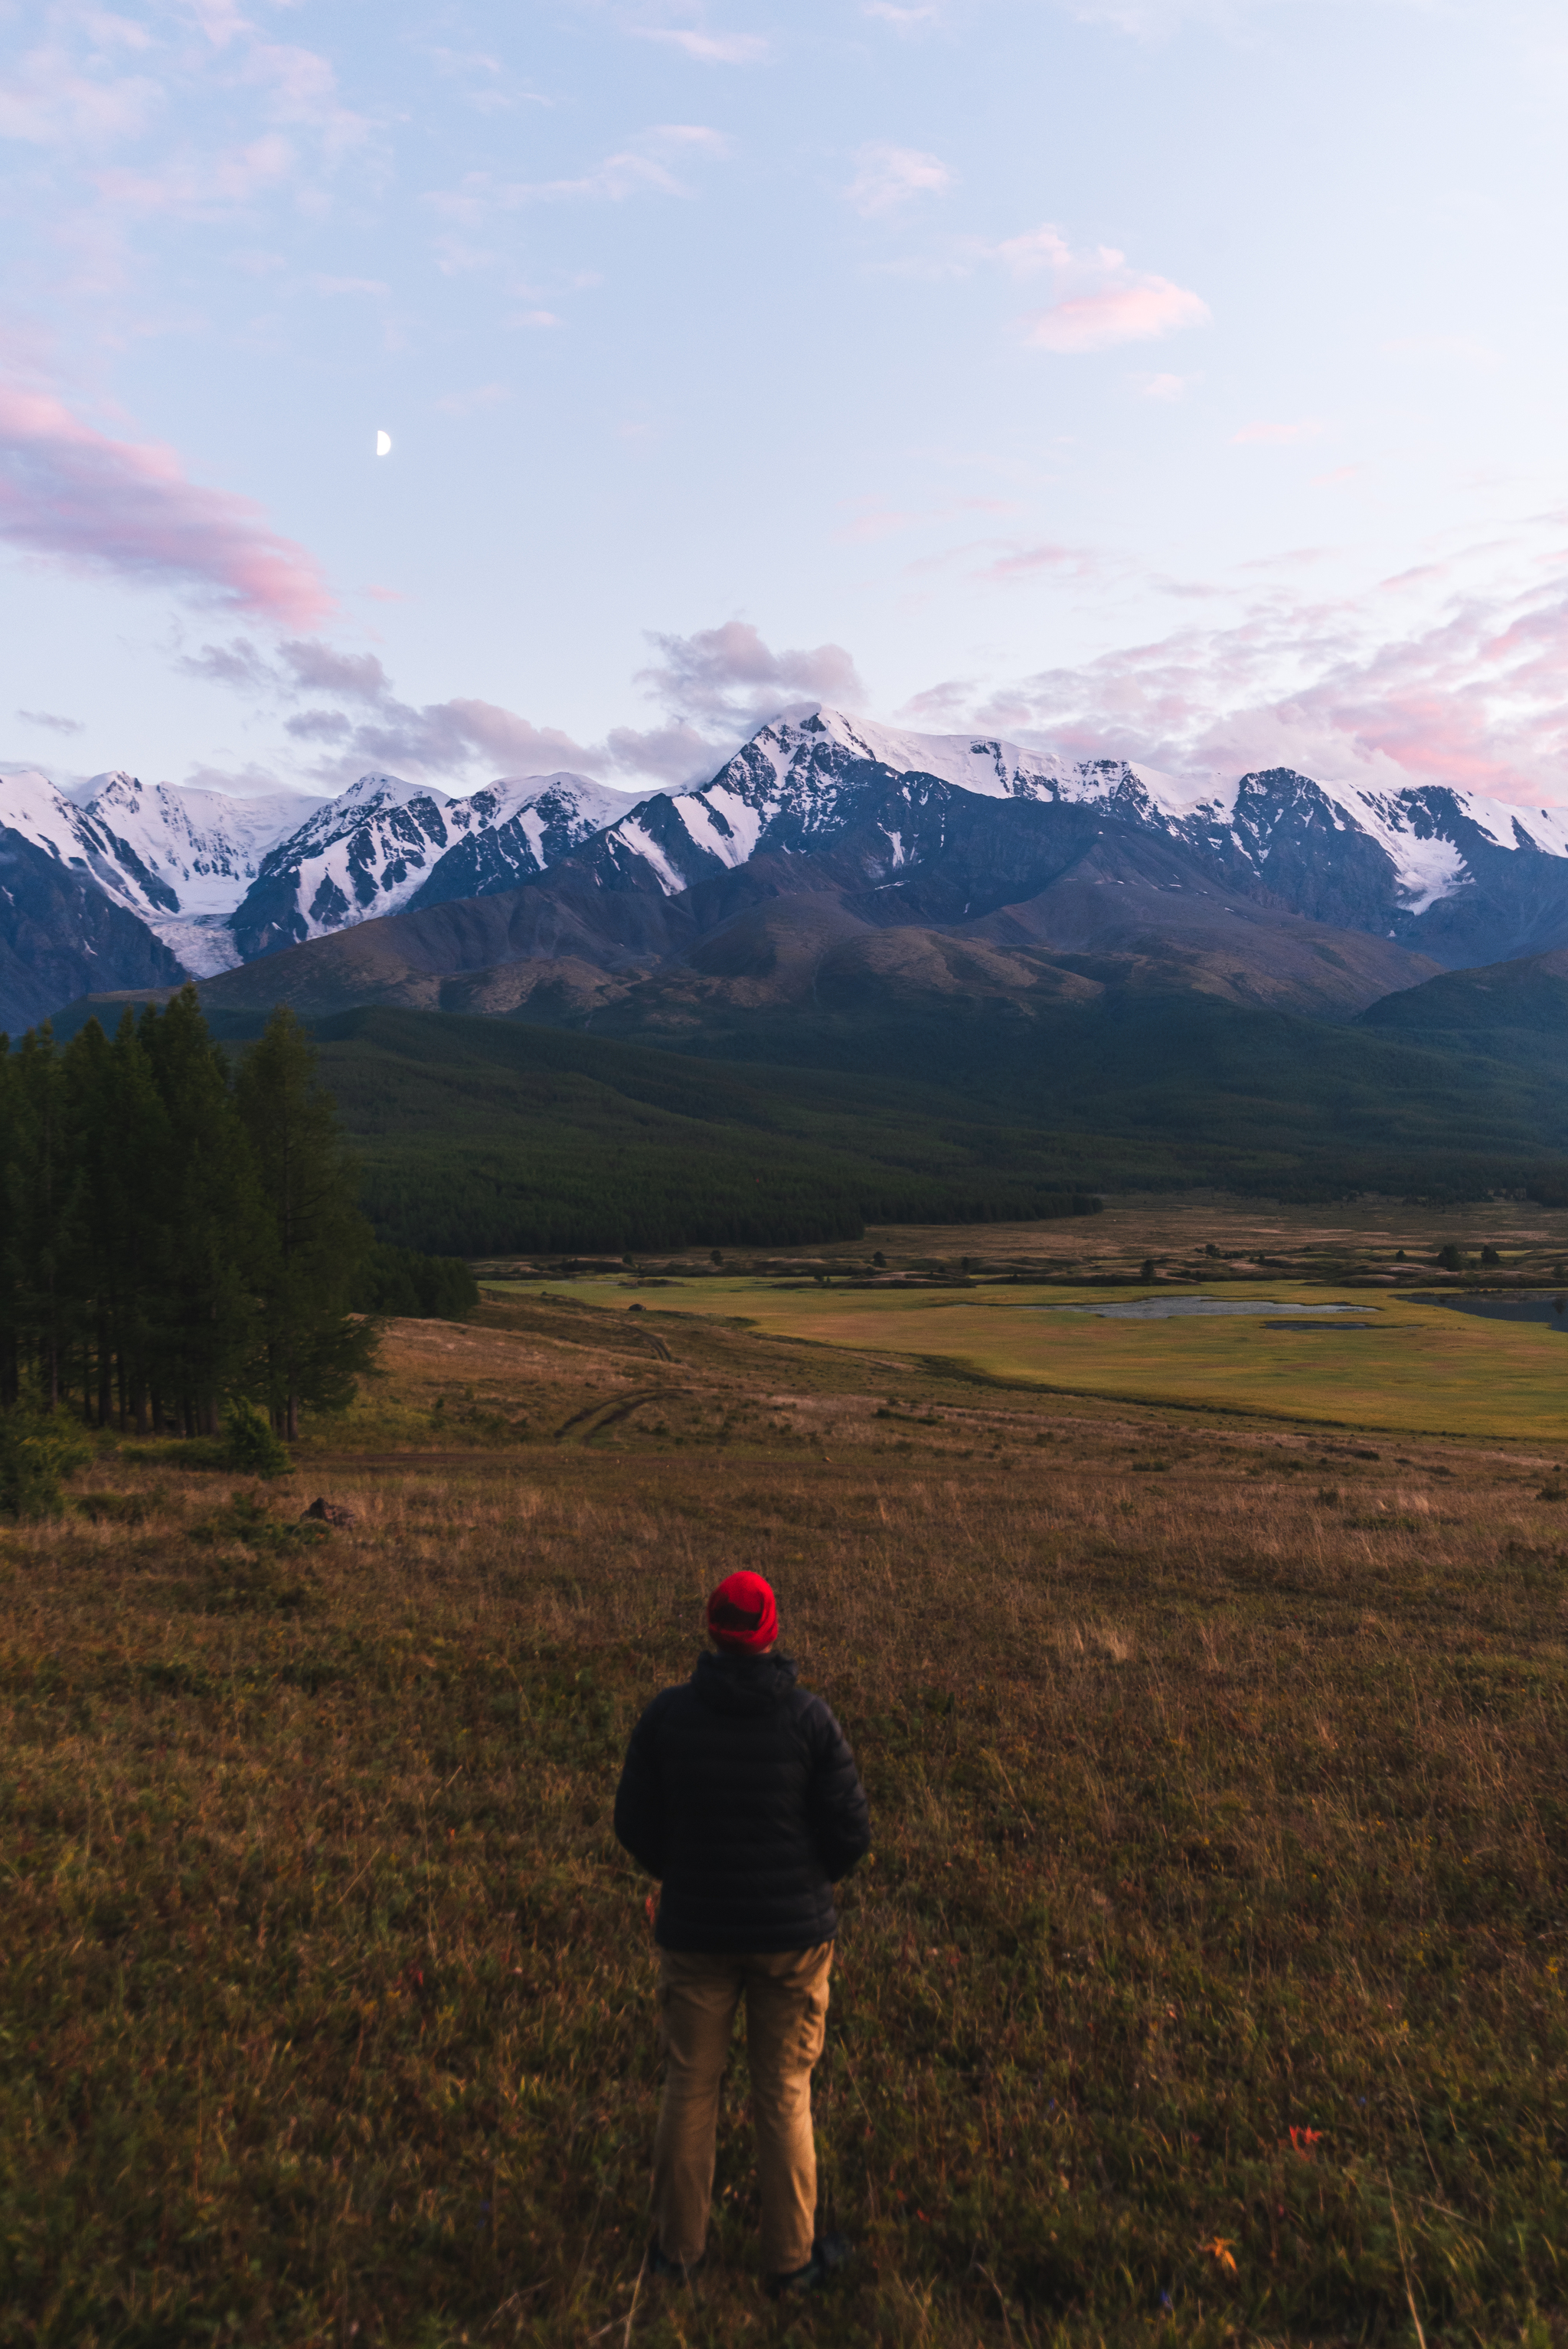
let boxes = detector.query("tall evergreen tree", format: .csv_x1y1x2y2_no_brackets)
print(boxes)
61,1012,170,1429
0,1036,18,1407
236,1005,376,1438
139,987,263,1436
6,1027,76,1410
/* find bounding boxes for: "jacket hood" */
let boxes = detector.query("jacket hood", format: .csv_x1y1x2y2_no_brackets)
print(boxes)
693,1648,798,1717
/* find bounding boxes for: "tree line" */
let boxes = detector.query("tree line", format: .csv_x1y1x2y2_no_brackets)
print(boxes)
0,988,377,1439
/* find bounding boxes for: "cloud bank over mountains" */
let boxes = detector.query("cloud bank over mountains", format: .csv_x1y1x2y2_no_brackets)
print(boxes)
130,541,1568,818
165,620,866,799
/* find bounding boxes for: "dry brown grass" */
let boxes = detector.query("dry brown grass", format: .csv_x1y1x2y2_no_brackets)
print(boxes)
2,1291,1567,2345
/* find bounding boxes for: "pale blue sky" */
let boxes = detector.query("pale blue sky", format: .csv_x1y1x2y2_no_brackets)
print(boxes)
3,0,1567,805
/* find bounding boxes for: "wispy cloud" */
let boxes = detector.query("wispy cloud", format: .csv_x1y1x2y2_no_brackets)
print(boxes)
16,708,84,737
428,125,733,219
0,383,332,627
975,541,1103,584
863,2,944,26
49,21,374,223
635,27,772,63
845,142,955,217
0,34,160,147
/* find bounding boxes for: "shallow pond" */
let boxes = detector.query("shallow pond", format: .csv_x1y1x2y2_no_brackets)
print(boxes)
1411,1291,1568,1331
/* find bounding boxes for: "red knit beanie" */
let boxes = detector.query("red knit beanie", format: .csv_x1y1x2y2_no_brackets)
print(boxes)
707,1570,779,1654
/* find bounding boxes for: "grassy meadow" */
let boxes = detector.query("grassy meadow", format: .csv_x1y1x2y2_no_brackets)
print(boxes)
494,1281,1568,1446
5,1284,1568,2344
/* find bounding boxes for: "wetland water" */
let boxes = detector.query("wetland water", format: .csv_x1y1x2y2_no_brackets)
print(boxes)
1412,1292,1568,1332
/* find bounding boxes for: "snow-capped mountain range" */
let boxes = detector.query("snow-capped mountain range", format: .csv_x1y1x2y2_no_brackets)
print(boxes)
228,770,631,962
8,703,1568,1032
571,707,1568,947
0,763,629,981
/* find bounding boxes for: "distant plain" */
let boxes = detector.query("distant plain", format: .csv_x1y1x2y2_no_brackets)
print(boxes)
489,1202,1568,1444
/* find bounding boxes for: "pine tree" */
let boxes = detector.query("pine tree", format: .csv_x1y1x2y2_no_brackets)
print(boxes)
0,1037,18,1407
63,1012,169,1429
139,987,262,1436
236,1006,375,1439
6,1027,75,1410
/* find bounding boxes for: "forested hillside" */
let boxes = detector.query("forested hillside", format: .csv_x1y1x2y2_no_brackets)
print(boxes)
189,998,1568,1253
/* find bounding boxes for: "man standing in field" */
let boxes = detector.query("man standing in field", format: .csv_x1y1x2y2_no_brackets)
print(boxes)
613,1570,871,2298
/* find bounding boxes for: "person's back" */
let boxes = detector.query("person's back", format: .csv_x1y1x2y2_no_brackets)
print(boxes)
614,1572,871,2296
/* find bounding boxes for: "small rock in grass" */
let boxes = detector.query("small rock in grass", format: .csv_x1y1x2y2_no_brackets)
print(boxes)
302,1497,355,1528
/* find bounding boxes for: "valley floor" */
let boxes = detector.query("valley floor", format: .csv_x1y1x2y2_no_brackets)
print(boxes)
487,1198,1568,1442
5,1293,1568,2343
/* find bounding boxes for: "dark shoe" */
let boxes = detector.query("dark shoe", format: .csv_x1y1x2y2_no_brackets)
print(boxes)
648,2237,704,2282
766,2233,851,2299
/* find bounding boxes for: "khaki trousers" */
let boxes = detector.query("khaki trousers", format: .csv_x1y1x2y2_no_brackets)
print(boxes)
652,1940,833,2275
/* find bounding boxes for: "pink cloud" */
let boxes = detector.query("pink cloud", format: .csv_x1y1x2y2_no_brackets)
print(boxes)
989,224,1209,354
929,548,1568,807
0,44,160,145
1026,278,1210,352
977,541,1102,583
0,384,332,626
1232,420,1325,446
633,621,862,723
96,133,296,216
834,501,920,544
635,28,772,63
429,126,733,215
845,143,955,217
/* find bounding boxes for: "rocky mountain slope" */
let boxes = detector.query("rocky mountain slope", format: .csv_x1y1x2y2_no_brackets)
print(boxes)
191,786,1439,1030
229,771,627,959
0,827,185,1033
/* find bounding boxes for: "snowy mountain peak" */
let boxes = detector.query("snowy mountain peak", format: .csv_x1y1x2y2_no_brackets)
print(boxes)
230,768,639,953
335,770,447,815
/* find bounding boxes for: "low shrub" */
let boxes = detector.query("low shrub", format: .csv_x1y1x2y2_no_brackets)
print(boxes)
186,1488,328,1612
221,1399,292,1478
0,1412,92,1521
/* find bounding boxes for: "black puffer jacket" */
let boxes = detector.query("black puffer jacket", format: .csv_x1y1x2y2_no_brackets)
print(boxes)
613,1651,871,1952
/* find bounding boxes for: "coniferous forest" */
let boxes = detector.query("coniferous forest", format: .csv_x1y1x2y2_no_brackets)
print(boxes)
0,988,382,1439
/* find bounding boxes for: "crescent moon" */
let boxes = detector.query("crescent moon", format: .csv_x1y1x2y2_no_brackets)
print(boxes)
375,430,392,456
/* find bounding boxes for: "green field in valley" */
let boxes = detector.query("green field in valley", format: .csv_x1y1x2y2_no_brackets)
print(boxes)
490,1276,1568,1442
